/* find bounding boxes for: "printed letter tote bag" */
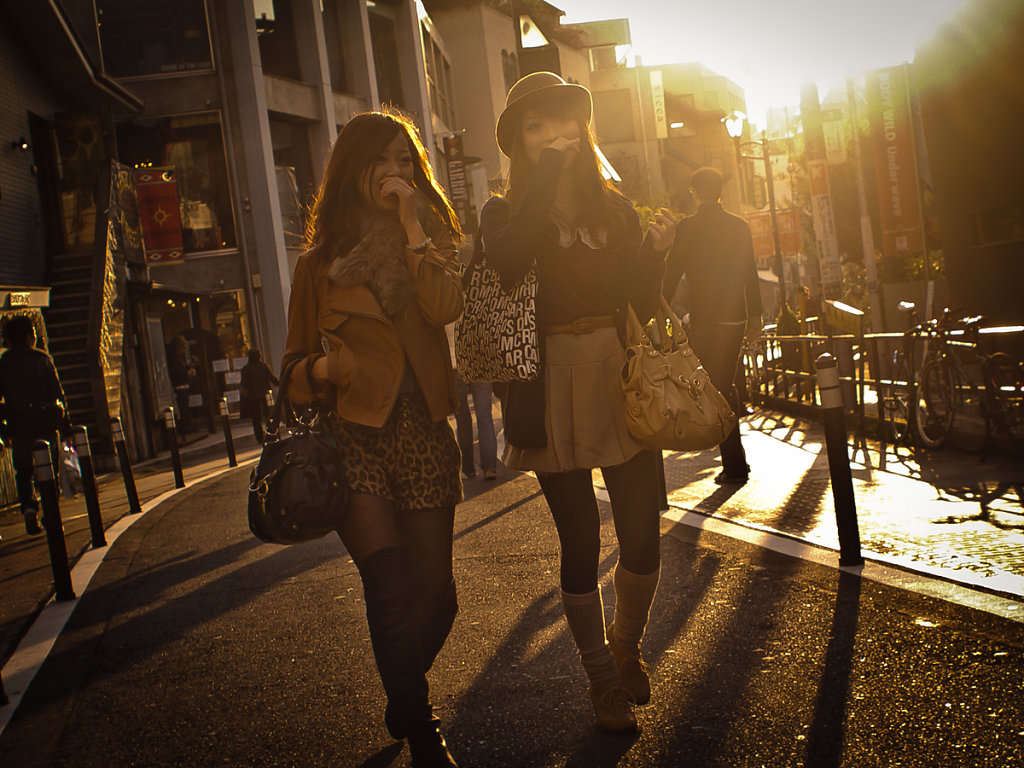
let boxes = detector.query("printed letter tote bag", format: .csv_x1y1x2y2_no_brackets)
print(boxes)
454,240,540,383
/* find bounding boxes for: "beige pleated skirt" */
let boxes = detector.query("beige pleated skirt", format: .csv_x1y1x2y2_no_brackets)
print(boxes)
503,326,645,473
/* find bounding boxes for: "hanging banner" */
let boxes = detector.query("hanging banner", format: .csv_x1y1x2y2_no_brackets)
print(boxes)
747,209,801,268
135,167,185,265
865,66,922,256
808,159,842,294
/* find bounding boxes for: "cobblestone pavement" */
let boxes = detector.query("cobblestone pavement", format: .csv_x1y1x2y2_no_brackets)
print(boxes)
654,409,1024,597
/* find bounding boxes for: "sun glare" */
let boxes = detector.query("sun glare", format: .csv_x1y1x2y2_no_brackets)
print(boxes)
557,0,969,127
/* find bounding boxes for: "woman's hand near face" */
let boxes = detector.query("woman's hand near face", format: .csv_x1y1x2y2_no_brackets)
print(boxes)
380,176,418,227
548,135,580,170
648,207,678,253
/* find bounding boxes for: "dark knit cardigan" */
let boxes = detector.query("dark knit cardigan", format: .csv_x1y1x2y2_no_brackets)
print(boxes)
480,147,665,450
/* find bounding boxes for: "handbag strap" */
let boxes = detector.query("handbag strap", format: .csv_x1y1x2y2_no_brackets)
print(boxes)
626,297,690,353
265,356,306,436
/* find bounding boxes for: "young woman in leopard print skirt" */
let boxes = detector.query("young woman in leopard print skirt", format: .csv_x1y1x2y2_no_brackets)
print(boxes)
281,109,463,767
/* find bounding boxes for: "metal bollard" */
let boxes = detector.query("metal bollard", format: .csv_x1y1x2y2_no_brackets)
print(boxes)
33,440,76,601
815,354,864,567
72,426,106,547
110,417,142,515
164,408,185,488
220,399,237,467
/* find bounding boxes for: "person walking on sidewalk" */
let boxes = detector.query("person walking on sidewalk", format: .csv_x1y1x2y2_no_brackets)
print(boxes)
482,72,674,732
0,315,69,535
663,166,763,484
281,109,464,767
449,232,499,481
239,348,279,443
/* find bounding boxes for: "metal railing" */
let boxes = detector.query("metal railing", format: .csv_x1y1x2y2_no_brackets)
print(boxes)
741,317,1024,451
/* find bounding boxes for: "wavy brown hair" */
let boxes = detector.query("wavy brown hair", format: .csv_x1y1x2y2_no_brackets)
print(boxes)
304,108,460,258
504,94,617,235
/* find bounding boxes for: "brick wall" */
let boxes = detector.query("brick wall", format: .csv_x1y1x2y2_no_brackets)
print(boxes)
0,19,66,286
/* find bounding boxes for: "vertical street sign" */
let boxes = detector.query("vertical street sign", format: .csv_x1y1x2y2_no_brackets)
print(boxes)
650,70,667,139
443,133,473,231
808,158,842,296
865,66,923,257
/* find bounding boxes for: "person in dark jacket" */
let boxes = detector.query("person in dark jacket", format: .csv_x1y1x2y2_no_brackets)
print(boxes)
0,315,68,535
663,166,763,483
239,348,279,442
481,72,674,733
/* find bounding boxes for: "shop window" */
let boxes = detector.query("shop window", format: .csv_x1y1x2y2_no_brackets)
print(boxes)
254,0,302,81
97,0,212,79
54,115,104,251
269,118,315,248
369,11,404,108
116,113,237,254
321,0,348,91
421,28,456,128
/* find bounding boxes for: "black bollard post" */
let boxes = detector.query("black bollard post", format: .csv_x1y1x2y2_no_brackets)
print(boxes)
1,667,8,706
164,407,185,488
815,353,864,567
34,440,76,601
110,417,142,515
220,398,237,467
72,426,106,548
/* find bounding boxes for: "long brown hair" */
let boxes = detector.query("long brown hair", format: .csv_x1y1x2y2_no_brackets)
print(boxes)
504,95,616,235
304,108,460,257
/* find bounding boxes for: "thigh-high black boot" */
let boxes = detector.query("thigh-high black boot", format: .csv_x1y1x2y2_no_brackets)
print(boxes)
360,547,457,767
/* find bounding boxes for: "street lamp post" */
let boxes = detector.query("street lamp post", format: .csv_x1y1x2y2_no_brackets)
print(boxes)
761,134,787,307
725,115,787,306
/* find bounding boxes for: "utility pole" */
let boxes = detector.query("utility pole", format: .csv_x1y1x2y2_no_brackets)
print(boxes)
763,135,787,306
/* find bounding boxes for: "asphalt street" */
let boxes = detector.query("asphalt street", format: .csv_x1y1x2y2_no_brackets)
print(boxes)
0,452,1022,767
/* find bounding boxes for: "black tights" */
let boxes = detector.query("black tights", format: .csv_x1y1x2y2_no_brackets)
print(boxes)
537,449,662,594
338,492,457,671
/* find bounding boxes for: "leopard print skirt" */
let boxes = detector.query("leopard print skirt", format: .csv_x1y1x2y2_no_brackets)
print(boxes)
330,390,462,510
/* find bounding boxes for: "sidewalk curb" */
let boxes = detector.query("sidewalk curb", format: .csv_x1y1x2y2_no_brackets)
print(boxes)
0,457,258,734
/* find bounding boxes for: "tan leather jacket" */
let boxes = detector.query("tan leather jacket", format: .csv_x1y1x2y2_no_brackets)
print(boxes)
282,239,463,427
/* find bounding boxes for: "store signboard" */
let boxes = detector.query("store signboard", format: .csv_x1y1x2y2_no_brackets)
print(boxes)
808,159,842,292
865,65,922,256
135,167,185,265
650,70,667,139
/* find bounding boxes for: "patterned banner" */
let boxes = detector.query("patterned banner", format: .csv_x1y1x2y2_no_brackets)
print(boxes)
135,167,185,265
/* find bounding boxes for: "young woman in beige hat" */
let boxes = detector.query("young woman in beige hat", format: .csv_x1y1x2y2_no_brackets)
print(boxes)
482,71,676,732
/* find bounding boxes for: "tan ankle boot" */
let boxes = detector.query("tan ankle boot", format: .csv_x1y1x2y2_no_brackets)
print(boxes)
589,682,638,733
607,621,650,705
607,564,660,706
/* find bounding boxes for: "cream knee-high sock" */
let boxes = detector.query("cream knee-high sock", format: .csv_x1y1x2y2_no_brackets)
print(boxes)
561,587,620,690
611,563,661,652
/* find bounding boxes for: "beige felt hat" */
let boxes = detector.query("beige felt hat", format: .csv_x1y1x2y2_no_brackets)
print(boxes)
495,71,592,157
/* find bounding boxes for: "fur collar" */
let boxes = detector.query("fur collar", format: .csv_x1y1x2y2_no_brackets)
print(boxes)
327,193,448,318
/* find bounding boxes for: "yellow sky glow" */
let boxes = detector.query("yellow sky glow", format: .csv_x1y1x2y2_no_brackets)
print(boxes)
556,0,969,127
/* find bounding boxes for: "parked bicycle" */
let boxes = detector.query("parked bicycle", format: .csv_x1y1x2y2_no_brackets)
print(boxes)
880,301,920,445
914,310,1024,454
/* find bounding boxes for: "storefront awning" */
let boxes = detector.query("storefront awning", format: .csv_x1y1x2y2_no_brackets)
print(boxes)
1,0,143,113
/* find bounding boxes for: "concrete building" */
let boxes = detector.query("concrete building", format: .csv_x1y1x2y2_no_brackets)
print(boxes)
0,0,446,477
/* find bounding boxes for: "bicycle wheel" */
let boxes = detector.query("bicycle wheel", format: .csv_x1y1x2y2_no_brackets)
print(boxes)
985,352,1024,451
916,358,955,449
882,353,912,444
949,362,987,453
